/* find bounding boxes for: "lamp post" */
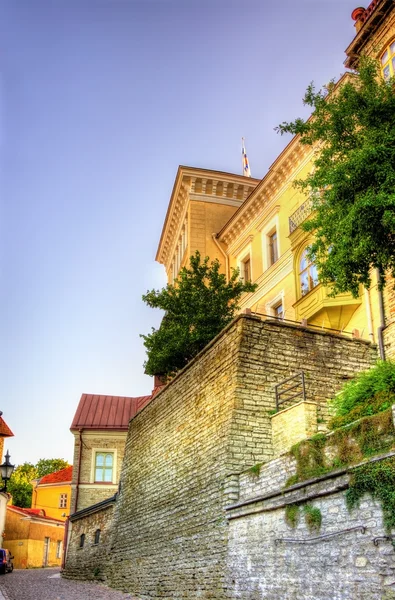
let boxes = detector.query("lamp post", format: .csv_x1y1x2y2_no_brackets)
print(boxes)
0,451,14,493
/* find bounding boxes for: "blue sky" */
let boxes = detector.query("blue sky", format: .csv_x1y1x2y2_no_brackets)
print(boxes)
0,0,361,466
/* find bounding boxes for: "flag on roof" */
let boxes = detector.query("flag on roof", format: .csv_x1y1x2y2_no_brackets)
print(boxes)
242,138,251,177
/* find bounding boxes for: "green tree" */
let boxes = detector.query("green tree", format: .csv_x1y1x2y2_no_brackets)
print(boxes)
142,251,257,378
35,458,69,477
7,463,37,508
7,458,70,508
276,59,395,297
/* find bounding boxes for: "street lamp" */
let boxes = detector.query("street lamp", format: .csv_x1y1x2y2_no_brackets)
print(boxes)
0,451,14,492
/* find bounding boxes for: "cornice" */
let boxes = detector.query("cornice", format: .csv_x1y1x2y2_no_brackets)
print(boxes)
345,0,393,68
156,166,259,268
219,142,311,248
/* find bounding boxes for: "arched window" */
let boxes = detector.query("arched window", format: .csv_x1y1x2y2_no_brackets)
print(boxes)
79,533,85,548
299,250,318,296
94,529,101,545
381,40,395,80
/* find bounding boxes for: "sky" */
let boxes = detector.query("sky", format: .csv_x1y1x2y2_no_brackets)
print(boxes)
0,0,362,467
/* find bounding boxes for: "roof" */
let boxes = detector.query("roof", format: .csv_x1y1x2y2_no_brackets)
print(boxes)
7,505,64,524
69,494,117,522
0,417,14,438
70,393,152,431
345,0,393,68
38,466,72,485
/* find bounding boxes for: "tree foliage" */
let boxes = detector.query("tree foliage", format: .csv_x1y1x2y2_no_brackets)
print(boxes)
142,251,257,378
276,59,395,297
7,458,70,508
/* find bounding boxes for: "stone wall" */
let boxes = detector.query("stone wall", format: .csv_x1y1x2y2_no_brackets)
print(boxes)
98,315,377,598
226,452,395,600
63,496,116,581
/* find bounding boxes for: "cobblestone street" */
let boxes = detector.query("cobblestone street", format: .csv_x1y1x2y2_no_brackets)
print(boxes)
0,568,140,600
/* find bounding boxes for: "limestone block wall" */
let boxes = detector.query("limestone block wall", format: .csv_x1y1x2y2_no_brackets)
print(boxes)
102,316,377,598
226,454,395,600
271,400,318,457
63,499,115,581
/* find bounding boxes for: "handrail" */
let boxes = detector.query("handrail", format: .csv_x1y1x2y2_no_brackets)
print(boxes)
275,371,306,411
274,525,366,545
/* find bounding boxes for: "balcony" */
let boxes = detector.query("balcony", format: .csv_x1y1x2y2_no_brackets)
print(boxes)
289,199,313,234
293,283,362,331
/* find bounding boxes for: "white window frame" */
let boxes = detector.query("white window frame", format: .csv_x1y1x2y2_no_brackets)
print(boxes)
91,449,117,484
260,215,280,271
266,291,285,319
237,244,253,283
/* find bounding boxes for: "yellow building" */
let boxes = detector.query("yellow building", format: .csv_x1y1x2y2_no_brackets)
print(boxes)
5,505,64,569
156,0,395,359
31,466,72,522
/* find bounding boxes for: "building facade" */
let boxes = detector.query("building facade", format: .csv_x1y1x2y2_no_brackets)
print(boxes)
31,466,72,522
156,0,395,358
5,506,64,569
70,393,152,512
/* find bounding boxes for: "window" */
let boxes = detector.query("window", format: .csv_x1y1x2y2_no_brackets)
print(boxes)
59,493,67,509
299,249,319,296
381,40,395,80
94,529,101,545
56,541,62,559
268,230,278,266
273,302,284,319
79,534,85,548
242,257,251,282
95,452,114,483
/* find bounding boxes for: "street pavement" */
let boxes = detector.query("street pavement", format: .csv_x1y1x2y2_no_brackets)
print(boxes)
0,567,141,600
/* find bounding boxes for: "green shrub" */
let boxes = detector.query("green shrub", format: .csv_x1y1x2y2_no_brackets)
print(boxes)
303,504,322,531
285,504,300,528
347,457,395,532
329,361,395,427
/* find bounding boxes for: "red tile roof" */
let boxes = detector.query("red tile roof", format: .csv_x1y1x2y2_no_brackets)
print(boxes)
70,393,152,430
7,505,64,524
39,466,72,485
0,417,14,438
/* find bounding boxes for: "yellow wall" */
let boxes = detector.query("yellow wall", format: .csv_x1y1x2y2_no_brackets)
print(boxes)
5,508,64,569
157,6,395,353
32,482,71,521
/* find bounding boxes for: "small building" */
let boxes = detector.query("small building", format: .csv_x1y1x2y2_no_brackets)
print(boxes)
31,466,73,522
5,505,64,568
70,393,152,512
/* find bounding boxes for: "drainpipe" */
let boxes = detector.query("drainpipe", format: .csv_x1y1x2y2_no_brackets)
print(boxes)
212,233,229,281
74,429,83,513
376,270,386,360
364,288,374,342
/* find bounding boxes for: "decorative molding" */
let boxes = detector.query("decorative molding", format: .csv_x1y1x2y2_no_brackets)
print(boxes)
230,235,254,258
256,205,281,231
238,250,293,309
189,193,243,208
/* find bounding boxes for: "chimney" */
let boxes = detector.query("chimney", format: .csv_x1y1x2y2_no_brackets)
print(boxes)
351,7,366,32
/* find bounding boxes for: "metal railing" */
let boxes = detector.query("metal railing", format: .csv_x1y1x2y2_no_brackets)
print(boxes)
289,199,313,234
274,371,306,411
274,525,366,545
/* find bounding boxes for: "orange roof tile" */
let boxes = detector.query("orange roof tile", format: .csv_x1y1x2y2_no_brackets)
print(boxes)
0,417,14,438
70,393,152,430
7,505,64,524
39,466,72,485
